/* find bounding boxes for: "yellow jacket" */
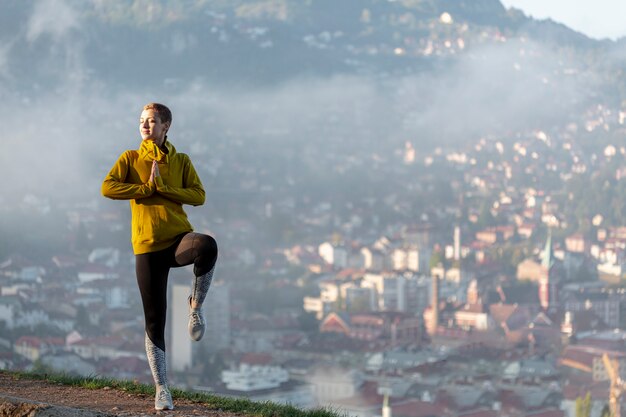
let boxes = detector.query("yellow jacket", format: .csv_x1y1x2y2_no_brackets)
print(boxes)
101,140,205,254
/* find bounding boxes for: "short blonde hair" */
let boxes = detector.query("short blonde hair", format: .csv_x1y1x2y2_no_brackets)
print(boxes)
143,103,172,125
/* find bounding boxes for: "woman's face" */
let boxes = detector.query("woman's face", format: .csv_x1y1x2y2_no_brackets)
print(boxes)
140,109,169,146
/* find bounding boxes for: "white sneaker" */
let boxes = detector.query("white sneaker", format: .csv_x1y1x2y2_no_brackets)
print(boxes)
155,385,174,410
188,296,205,341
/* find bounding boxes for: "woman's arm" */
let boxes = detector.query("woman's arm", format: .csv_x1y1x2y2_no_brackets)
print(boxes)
154,156,205,206
102,152,156,200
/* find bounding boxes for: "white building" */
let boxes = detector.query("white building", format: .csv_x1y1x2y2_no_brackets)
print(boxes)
88,248,120,268
170,284,193,372
303,296,335,320
77,264,119,283
391,248,409,271
406,246,431,273
362,273,406,311
318,242,348,268
307,367,364,405
213,363,314,408
78,279,129,309
170,279,231,371
391,246,431,272
17,266,46,282
360,247,385,271
204,280,231,352
14,306,49,329
304,278,369,318
222,363,289,391
39,352,97,376
0,296,21,329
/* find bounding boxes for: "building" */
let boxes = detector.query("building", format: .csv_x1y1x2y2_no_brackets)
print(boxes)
402,224,433,248
565,233,589,254
39,352,97,376
170,283,193,372
426,274,439,335
559,345,626,382
14,336,63,362
307,366,364,405
318,242,348,268
403,275,431,316
215,354,314,408
303,296,333,320
362,273,406,311
454,303,492,331
14,336,46,362
204,280,231,352
170,278,230,372
0,296,21,329
360,247,385,271
538,231,558,312
365,349,445,373
320,312,422,345
222,363,289,391
562,290,620,328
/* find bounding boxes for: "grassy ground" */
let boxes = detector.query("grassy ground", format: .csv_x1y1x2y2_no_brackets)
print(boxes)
4,370,346,417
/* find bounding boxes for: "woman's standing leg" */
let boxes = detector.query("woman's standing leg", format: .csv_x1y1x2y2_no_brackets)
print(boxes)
136,250,174,410
173,232,218,341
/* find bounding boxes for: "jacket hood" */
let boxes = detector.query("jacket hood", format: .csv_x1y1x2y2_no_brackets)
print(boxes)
139,139,176,163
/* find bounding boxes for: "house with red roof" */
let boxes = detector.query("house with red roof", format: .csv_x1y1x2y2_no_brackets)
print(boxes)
320,311,422,345
13,336,63,362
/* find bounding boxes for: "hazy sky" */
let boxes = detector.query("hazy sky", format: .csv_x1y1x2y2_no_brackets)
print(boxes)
501,0,626,40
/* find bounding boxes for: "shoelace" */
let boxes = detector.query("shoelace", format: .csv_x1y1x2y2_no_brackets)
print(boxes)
157,389,171,402
189,311,203,327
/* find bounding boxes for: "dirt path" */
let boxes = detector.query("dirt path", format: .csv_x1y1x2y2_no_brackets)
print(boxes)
0,372,240,417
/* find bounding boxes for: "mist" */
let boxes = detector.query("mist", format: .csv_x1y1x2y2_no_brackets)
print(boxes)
2,2,624,412
0,2,594,205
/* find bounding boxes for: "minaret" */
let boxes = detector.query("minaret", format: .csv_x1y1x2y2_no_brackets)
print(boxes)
467,279,479,305
379,385,392,417
382,391,391,417
170,284,192,371
453,225,461,262
538,229,556,311
431,274,439,332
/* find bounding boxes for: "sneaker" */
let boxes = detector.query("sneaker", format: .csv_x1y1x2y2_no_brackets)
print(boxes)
155,386,174,410
188,295,205,341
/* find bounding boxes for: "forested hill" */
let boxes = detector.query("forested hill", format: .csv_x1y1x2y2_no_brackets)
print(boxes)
0,0,622,92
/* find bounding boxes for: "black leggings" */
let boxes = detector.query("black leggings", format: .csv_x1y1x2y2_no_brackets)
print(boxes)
136,232,218,351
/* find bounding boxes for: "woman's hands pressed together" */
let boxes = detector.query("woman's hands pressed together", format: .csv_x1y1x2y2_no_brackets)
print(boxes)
149,159,161,184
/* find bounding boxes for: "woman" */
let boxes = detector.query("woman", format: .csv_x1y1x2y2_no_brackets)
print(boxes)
102,103,218,410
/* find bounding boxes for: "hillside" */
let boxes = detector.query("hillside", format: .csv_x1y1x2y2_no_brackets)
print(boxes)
0,371,341,417
0,371,237,417
0,0,617,89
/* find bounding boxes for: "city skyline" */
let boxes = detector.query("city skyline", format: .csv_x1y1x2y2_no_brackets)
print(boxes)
1,1,626,416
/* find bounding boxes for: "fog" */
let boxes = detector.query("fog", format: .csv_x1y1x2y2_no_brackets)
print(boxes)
1,1,621,411
0,1,593,203
0,0,603,244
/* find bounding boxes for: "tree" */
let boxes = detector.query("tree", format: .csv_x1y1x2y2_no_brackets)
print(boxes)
75,305,94,333
575,392,591,417
429,251,444,271
32,359,54,375
348,296,371,314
